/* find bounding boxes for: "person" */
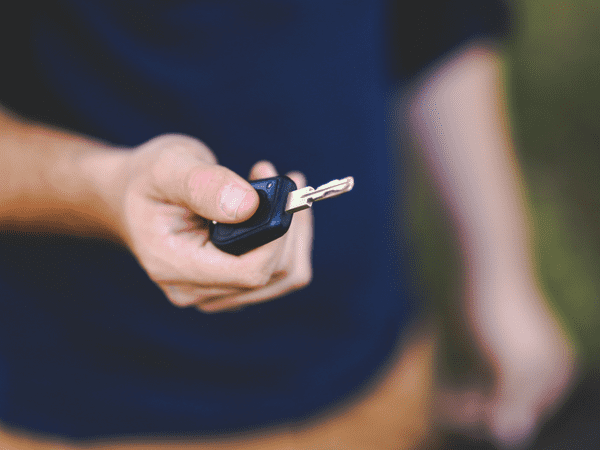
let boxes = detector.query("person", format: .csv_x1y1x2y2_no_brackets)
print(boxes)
0,1,576,449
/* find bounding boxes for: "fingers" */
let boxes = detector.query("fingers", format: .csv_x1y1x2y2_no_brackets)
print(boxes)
144,135,260,223
196,169,313,313
180,162,258,222
286,170,307,189
139,182,290,291
275,170,311,275
130,139,314,311
197,241,312,312
160,283,243,308
435,360,576,450
249,160,278,180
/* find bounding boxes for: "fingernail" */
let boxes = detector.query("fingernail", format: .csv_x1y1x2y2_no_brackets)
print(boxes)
220,184,249,219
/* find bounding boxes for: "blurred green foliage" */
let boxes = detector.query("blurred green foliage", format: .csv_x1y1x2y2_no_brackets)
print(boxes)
406,0,600,375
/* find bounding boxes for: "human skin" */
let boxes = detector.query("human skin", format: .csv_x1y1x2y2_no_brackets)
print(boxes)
0,40,576,448
0,113,313,312
407,41,577,448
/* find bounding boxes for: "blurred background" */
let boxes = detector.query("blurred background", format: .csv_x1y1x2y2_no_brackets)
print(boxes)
403,0,600,448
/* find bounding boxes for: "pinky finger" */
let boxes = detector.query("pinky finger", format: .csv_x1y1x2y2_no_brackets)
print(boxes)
161,284,242,308
197,268,310,313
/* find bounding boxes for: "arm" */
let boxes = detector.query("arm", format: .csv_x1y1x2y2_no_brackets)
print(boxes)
0,106,313,312
407,43,530,288
0,106,127,240
406,42,576,447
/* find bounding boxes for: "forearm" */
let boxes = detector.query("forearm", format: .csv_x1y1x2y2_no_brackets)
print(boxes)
407,42,533,286
0,106,128,242
406,43,577,448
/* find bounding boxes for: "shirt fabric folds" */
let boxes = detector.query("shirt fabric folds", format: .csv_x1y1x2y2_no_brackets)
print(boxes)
0,0,510,439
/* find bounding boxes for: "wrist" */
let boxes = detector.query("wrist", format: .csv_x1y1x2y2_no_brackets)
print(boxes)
0,109,132,242
76,143,132,244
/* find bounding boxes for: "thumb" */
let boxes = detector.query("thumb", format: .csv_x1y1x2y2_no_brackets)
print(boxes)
186,163,259,222
155,157,259,223
216,177,259,222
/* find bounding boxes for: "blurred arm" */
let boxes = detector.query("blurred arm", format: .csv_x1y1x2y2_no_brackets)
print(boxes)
0,106,127,241
406,41,576,447
407,42,531,287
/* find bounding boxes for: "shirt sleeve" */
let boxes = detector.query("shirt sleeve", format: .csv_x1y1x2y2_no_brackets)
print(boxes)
386,0,512,81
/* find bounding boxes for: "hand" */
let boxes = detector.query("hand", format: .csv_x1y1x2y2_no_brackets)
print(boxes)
119,134,313,312
436,275,578,449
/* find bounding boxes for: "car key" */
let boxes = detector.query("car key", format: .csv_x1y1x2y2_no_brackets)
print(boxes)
210,175,354,255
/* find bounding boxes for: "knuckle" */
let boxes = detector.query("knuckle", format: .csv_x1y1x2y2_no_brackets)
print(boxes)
196,303,215,314
240,271,271,289
169,299,189,308
159,282,215,309
290,269,312,290
197,301,239,314
154,134,217,164
149,133,192,152
302,268,313,286
161,285,190,308
174,136,216,164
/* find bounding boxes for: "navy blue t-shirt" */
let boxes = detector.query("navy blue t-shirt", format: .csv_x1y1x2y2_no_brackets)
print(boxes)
0,0,510,439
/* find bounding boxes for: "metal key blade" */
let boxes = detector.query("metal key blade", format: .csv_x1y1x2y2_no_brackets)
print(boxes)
285,176,354,213
306,176,354,203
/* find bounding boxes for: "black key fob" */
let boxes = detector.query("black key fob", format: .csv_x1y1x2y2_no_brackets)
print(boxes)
209,176,297,255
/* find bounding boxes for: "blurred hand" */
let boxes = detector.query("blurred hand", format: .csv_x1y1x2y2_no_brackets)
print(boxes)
436,276,578,449
119,134,313,312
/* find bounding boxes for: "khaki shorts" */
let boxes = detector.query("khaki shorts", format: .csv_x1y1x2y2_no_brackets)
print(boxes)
0,323,436,450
